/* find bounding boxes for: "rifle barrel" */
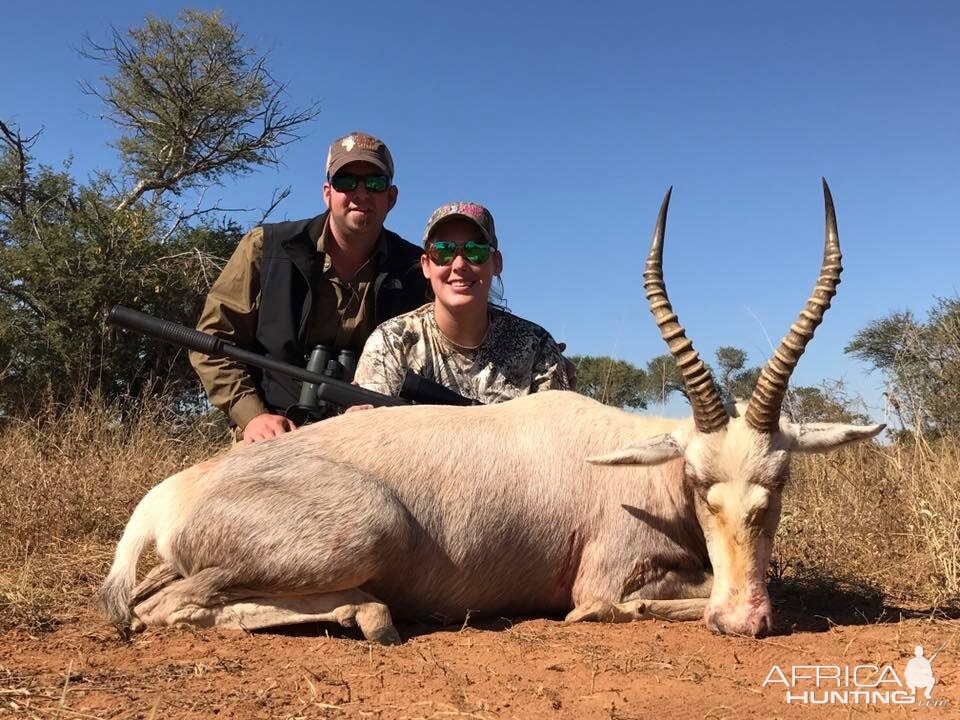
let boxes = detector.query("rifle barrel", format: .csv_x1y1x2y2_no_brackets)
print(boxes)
107,305,408,408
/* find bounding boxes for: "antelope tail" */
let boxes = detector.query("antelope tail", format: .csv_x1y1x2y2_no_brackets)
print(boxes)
96,486,164,636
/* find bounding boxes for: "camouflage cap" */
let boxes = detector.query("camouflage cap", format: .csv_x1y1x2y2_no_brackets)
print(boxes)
326,132,394,180
423,202,498,248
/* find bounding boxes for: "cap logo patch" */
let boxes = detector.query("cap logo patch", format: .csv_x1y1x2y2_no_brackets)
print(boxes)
458,203,485,219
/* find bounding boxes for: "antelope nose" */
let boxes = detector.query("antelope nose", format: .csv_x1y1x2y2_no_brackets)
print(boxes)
705,609,772,637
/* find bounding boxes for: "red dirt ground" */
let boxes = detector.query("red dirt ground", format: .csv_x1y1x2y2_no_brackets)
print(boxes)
1,602,957,719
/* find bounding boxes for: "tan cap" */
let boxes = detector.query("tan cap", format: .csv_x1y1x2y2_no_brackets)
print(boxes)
326,132,394,180
423,202,498,248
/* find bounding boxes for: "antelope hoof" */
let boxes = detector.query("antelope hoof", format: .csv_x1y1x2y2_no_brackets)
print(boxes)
565,599,617,624
366,624,403,645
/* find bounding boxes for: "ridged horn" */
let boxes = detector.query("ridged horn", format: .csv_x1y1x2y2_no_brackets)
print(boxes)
745,179,843,433
644,188,728,434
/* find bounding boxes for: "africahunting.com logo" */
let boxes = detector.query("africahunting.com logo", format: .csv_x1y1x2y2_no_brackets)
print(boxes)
762,644,949,707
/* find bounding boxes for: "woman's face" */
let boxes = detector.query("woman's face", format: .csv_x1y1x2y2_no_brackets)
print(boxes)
421,217,502,314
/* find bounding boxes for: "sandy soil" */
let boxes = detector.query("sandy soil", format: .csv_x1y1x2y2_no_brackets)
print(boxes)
1,597,957,720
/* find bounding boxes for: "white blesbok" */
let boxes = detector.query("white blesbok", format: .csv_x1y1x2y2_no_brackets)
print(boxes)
98,180,883,642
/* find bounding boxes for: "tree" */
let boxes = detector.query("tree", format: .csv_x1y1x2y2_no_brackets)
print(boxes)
0,10,318,416
570,356,650,409
846,297,960,435
635,346,857,425
710,347,864,423
715,346,761,403
641,348,756,407
643,353,685,405
782,382,870,425
0,120,242,414
81,10,319,213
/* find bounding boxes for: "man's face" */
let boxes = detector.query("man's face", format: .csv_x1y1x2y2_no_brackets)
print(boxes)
323,161,398,239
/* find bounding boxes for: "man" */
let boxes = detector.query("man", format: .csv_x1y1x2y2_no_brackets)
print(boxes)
191,132,427,443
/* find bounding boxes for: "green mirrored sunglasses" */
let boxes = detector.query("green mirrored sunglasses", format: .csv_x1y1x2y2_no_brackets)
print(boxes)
330,173,390,193
427,239,492,266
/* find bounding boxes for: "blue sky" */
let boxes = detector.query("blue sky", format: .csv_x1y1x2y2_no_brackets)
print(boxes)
3,1,958,420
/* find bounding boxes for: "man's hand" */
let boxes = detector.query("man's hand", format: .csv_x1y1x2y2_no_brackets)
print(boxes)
345,404,375,413
242,412,297,444
344,380,375,413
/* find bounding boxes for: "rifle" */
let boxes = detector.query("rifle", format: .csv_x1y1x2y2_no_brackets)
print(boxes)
107,305,479,418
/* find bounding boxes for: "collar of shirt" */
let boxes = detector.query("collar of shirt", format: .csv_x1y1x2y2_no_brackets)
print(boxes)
427,304,499,356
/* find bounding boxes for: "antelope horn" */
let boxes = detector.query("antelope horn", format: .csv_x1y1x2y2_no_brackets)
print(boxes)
745,179,843,433
644,188,728,434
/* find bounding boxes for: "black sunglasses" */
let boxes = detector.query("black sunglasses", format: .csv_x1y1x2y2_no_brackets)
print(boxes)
330,173,390,193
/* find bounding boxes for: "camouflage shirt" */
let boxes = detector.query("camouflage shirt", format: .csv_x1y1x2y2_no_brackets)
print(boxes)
354,304,572,403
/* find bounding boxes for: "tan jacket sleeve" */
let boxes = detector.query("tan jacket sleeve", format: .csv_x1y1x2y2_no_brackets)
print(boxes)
189,226,268,428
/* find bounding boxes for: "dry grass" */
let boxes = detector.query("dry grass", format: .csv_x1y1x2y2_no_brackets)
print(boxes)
774,433,960,609
1,395,959,633
0,393,228,631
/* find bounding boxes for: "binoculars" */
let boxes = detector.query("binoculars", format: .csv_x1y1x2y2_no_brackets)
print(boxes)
294,345,357,419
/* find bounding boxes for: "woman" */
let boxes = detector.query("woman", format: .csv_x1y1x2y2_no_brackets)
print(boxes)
353,202,573,403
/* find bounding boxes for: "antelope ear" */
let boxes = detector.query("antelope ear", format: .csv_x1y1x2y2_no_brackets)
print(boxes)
587,433,684,466
784,422,886,453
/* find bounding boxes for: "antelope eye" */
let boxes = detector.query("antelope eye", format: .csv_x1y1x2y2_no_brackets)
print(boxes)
702,498,721,515
746,506,766,526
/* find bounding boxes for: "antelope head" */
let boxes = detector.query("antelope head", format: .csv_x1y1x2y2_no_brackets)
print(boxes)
593,181,884,636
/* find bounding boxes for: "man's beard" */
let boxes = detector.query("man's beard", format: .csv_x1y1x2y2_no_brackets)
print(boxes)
332,210,379,244
349,212,372,231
